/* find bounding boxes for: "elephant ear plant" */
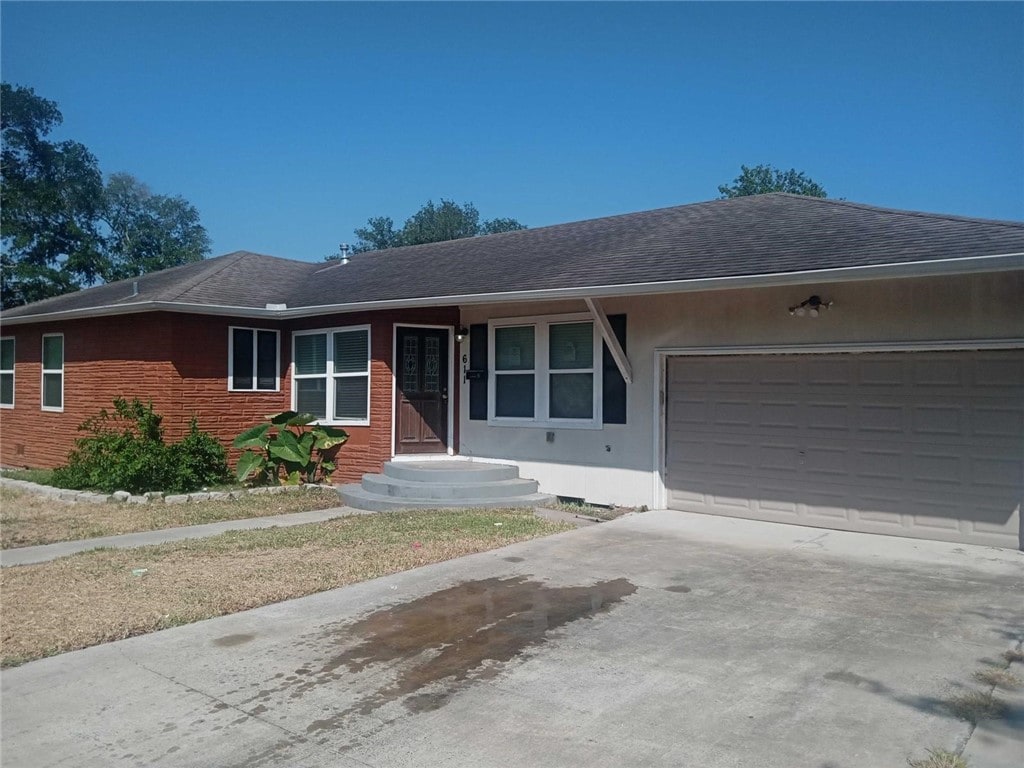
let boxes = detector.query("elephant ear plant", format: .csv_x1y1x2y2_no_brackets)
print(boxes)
233,411,349,485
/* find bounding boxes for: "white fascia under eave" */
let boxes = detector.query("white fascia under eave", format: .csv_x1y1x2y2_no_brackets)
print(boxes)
2,251,1021,327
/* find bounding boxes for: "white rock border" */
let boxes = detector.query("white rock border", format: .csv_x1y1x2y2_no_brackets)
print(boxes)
0,476,335,505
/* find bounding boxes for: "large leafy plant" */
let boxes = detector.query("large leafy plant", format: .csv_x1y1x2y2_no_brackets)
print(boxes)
233,411,348,485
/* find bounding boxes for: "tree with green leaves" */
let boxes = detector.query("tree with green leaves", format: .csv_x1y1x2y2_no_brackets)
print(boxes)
1,83,211,309
337,198,526,257
718,164,828,199
1,83,105,307
100,173,210,282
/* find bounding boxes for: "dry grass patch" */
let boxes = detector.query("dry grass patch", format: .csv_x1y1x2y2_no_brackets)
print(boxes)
1003,647,1024,664
0,487,342,549
973,666,1023,689
552,499,642,522
907,749,969,768
0,508,571,666
945,689,1007,723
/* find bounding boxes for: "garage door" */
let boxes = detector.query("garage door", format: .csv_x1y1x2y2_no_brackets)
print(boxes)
665,350,1024,548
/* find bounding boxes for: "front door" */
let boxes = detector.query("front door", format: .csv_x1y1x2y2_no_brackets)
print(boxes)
395,327,450,454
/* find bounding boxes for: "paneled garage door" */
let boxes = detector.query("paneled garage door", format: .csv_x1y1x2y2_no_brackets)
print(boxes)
665,350,1023,548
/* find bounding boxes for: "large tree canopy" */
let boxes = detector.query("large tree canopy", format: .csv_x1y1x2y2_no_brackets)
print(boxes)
1,83,210,309
100,173,210,282
1,84,105,306
338,199,526,256
718,164,828,199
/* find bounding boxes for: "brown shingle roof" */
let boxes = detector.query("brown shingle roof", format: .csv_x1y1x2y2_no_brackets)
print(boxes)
4,194,1023,321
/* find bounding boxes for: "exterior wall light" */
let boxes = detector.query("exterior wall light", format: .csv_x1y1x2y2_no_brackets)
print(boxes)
788,295,833,317
455,326,469,343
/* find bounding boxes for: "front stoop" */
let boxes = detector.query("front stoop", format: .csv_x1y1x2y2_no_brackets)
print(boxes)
339,460,556,512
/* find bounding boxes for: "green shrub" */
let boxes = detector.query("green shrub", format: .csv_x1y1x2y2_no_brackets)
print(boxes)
166,418,230,493
52,399,228,494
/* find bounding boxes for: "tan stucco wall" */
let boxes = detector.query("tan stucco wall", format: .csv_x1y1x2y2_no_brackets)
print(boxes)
457,271,1024,507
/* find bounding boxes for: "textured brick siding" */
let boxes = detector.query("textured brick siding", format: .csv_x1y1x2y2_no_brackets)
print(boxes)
0,315,185,468
0,307,461,484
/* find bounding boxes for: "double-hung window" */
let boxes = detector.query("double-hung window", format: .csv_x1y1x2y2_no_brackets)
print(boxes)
0,337,13,408
41,334,63,411
489,315,601,427
292,326,370,425
229,327,280,391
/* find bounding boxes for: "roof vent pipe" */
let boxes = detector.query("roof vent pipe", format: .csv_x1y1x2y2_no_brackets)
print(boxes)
131,281,139,297
338,243,352,265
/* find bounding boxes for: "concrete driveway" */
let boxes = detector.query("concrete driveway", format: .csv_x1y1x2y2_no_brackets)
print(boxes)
2,510,1022,768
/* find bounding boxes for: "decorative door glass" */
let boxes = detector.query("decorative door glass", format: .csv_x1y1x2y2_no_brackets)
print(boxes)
424,336,440,392
403,336,419,391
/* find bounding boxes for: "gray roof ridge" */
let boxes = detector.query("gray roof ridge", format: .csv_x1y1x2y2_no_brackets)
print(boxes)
766,192,1024,229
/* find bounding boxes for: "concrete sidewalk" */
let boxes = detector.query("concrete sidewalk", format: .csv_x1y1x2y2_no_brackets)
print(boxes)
0,506,369,566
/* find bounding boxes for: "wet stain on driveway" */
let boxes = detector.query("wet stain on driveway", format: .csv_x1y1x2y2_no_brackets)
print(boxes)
296,576,636,731
213,633,256,647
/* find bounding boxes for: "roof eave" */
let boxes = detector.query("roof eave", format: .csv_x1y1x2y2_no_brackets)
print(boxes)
2,252,1021,326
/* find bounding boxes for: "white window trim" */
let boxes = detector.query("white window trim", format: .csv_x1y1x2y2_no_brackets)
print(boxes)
228,326,281,392
292,324,371,426
0,336,14,409
41,333,64,412
487,312,602,429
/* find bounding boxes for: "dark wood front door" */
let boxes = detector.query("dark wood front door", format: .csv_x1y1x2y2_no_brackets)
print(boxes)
395,327,449,454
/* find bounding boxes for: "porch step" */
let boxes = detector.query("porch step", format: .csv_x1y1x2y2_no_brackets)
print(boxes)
361,474,540,500
339,460,555,512
380,460,519,483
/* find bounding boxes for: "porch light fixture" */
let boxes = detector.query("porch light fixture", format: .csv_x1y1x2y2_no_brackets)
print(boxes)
455,326,469,343
788,295,833,318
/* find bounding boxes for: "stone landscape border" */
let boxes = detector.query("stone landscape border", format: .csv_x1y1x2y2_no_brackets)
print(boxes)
0,476,333,506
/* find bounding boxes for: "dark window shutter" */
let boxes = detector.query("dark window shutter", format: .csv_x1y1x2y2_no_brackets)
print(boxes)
602,314,627,424
469,324,488,420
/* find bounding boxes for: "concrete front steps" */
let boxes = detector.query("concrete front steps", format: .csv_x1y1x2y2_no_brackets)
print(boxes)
339,460,555,512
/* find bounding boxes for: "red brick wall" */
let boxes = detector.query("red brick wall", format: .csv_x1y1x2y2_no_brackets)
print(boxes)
0,307,461,484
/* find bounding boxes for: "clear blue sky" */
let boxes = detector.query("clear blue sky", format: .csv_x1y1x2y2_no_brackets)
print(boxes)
3,1,1022,261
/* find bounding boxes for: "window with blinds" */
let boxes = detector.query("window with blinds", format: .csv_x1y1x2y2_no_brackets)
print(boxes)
292,326,370,424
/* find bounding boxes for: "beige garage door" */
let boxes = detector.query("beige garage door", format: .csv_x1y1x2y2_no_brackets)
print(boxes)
665,350,1024,548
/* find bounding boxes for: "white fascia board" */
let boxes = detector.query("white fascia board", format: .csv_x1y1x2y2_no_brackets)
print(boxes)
3,252,1022,327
